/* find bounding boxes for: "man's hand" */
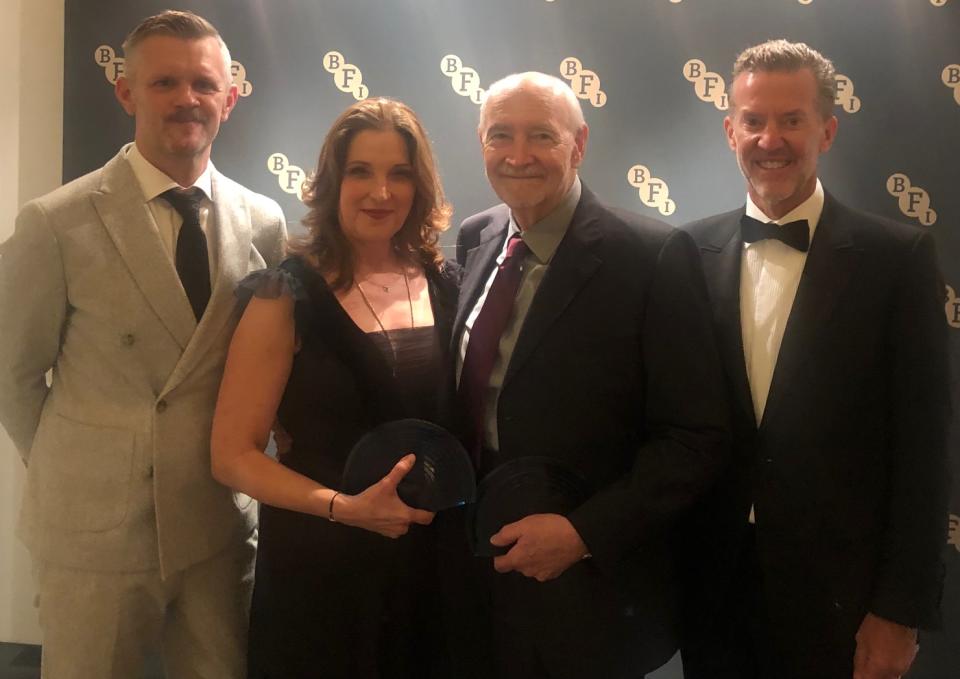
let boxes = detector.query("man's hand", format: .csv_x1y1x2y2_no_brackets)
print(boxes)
853,612,918,679
490,513,589,582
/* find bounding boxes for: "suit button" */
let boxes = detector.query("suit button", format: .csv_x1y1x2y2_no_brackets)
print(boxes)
121,333,135,346
156,400,167,413
146,465,154,479
764,458,773,464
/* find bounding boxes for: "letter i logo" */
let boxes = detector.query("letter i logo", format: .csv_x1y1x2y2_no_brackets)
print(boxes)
560,58,607,108
324,51,370,100
886,173,937,226
683,59,728,110
440,55,485,105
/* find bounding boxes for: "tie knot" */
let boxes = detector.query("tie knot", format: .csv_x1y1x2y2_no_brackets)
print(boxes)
161,188,204,220
505,233,529,260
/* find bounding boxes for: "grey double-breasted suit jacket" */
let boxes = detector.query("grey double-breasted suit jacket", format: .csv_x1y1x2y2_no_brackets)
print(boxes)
0,146,286,577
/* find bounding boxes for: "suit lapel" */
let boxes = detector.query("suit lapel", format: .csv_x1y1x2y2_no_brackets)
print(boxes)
163,171,253,394
761,193,862,430
502,194,602,388
698,210,756,428
451,218,509,353
93,151,197,351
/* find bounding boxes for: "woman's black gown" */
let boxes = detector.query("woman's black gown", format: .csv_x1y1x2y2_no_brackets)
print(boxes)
238,256,459,679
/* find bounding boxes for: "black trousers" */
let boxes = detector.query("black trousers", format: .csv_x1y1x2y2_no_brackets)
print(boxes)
680,524,767,679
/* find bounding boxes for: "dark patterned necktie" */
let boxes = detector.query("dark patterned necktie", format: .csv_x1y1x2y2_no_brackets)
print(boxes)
459,233,530,463
740,214,810,252
161,188,211,321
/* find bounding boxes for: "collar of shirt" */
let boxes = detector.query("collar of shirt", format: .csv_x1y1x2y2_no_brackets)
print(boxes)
125,142,214,203
743,177,824,249
506,175,581,264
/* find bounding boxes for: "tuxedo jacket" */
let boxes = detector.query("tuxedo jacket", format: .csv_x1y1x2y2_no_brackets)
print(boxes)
0,146,287,577
682,192,950,674
449,186,729,676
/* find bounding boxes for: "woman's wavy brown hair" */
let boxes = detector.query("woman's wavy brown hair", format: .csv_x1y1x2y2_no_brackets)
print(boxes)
291,98,453,290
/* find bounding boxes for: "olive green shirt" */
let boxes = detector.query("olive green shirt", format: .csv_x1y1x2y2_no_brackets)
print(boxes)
457,177,582,450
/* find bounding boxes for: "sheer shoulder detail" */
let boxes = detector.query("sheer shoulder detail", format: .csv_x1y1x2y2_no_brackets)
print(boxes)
236,267,307,307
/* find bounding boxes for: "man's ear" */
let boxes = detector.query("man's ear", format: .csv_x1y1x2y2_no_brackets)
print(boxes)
115,76,136,116
820,114,838,153
723,115,736,151
572,124,589,168
220,83,240,122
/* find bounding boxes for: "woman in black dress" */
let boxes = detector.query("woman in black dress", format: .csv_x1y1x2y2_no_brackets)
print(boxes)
211,98,458,678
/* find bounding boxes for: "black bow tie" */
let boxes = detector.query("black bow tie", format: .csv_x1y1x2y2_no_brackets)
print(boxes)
740,214,810,252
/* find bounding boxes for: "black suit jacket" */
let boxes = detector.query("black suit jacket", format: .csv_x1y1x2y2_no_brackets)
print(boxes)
682,192,951,678
448,186,728,677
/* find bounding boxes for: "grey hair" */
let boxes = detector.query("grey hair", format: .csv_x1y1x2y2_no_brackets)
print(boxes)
731,39,837,118
479,72,586,134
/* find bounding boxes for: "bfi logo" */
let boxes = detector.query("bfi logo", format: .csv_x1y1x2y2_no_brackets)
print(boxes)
440,55,485,105
94,45,125,83
834,74,861,113
945,286,960,329
324,51,369,101
94,44,252,96
230,62,253,97
627,164,676,217
942,64,960,106
683,59,728,110
886,174,937,226
267,153,307,201
949,514,960,553
560,58,607,108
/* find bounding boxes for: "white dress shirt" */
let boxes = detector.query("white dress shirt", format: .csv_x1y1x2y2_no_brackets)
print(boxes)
741,179,824,424
740,179,823,523
741,180,824,523
125,143,217,283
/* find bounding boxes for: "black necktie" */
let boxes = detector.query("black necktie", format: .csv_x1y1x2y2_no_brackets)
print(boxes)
740,214,810,252
161,188,211,321
459,233,530,465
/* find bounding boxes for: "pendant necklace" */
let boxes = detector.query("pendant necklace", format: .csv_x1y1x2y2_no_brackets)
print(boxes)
361,272,404,293
355,271,414,376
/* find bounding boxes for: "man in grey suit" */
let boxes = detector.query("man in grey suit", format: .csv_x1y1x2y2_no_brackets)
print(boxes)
0,11,286,678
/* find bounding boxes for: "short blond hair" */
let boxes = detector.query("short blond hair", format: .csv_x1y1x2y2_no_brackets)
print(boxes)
122,10,231,80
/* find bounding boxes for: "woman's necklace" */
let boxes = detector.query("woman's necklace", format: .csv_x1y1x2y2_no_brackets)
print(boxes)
355,271,414,375
359,272,404,293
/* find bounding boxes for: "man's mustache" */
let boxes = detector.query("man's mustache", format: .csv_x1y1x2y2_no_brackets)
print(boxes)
167,109,205,123
497,170,543,179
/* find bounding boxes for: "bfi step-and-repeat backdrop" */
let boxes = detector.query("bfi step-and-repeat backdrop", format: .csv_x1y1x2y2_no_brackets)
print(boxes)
63,1,958,675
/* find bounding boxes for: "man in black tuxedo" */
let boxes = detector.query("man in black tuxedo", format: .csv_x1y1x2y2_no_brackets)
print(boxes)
441,71,728,679
680,39,950,679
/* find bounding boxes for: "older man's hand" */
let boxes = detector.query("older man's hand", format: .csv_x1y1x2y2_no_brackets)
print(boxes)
853,612,918,679
490,513,589,582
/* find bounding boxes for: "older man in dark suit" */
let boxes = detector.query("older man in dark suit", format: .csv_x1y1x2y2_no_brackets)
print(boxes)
440,71,728,679
680,39,950,679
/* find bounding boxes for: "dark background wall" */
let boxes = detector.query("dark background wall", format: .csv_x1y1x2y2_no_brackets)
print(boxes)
63,1,959,676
